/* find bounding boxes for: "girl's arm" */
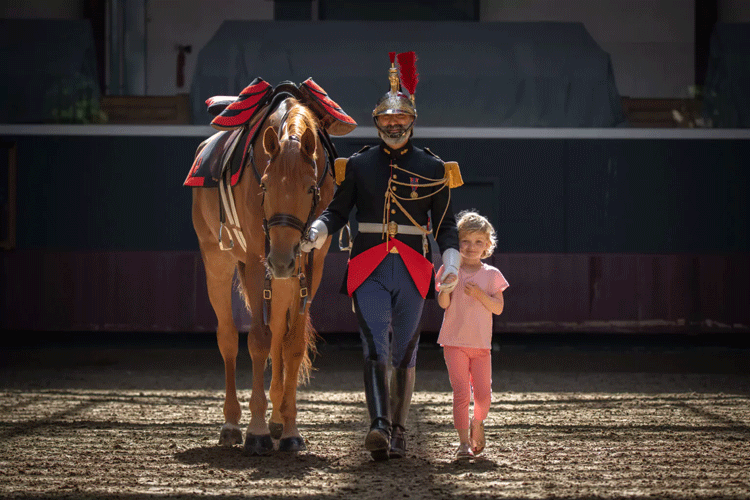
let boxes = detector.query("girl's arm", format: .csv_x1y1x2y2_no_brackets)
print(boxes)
437,289,451,309
436,269,456,309
464,283,504,315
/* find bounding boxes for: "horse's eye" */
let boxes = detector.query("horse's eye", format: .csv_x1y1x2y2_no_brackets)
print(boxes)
260,183,267,192
308,186,316,195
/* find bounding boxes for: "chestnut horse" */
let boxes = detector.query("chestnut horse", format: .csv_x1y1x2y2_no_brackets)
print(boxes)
192,96,334,454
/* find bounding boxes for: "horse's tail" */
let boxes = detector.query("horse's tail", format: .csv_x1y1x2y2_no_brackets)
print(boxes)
297,312,319,385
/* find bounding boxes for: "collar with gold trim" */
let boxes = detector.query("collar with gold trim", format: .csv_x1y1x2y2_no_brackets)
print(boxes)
380,141,412,159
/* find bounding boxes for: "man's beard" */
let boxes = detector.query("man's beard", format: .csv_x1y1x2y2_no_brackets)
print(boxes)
378,126,411,147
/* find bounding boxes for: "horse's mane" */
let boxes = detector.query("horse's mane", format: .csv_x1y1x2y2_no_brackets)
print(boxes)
283,98,317,136
283,98,319,158
266,98,319,179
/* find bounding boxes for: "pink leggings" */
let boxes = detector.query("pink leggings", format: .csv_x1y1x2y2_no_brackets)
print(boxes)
443,346,492,430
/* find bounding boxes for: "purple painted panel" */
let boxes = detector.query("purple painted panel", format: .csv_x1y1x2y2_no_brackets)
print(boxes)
697,255,750,326
491,253,590,324
3,251,204,331
2,251,748,333
308,252,359,334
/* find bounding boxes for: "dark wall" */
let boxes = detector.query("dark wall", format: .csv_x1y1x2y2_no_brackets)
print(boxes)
305,135,750,254
7,134,749,254
2,131,747,333
12,135,200,251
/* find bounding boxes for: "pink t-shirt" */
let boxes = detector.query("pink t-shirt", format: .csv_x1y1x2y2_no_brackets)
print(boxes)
436,263,509,349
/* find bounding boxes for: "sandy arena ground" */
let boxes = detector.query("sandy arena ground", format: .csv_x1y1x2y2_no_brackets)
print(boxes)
1,334,749,499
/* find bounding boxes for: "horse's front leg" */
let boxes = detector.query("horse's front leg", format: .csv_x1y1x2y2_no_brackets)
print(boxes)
277,309,310,452
272,245,329,451
267,278,292,441
266,278,308,451
243,258,274,455
199,245,243,446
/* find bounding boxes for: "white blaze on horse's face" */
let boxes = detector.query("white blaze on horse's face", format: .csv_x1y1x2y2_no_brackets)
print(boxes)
261,124,318,279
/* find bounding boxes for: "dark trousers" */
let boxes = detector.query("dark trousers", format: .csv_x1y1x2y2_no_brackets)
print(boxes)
352,254,425,368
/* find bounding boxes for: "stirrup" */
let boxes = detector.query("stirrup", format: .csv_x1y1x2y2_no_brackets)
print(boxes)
218,223,234,250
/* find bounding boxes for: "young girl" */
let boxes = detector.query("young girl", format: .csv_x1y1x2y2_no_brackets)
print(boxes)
436,211,509,459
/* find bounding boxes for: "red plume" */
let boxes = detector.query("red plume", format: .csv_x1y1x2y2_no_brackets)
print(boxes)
389,52,396,65
396,51,419,97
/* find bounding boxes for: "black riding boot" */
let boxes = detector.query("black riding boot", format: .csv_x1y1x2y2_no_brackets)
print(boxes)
389,366,416,458
363,359,391,461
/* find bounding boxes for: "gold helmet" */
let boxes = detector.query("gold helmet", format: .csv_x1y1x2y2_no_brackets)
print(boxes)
373,52,418,141
372,52,419,118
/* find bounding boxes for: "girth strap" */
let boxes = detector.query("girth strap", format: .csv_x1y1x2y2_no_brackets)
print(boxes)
218,167,247,252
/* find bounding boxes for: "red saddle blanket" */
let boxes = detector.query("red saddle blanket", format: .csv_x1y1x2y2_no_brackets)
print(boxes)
208,78,273,131
185,77,356,188
297,78,357,136
208,77,356,135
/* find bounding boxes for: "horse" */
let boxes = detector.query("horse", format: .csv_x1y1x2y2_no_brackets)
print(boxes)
191,93,335,454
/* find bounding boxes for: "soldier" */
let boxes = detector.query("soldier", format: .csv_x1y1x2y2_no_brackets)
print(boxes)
301,52,462,460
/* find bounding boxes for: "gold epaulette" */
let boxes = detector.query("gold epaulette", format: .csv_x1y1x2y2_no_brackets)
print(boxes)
334,158,348,185
444,161,463,188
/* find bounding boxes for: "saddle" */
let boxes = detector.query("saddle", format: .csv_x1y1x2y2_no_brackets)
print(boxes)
184,78,356,188
183,126,251,187
209,77,357,136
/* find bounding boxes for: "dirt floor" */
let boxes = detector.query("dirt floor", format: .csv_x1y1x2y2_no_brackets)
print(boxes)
1,333,749,499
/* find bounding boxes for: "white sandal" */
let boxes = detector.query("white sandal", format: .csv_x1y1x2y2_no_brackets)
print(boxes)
456,442,474,459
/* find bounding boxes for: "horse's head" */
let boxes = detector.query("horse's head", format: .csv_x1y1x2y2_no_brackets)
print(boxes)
260,100,320,278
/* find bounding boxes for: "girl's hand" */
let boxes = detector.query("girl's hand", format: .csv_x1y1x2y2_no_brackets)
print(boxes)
439,274,457,293
464,282,484,300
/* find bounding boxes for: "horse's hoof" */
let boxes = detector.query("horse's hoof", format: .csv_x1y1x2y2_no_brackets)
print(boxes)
269,422,283,440
278,436,306,452
243,434,274,456
218,423,243,446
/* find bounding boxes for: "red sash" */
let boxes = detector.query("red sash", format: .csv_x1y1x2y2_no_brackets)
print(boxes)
347,239,433,298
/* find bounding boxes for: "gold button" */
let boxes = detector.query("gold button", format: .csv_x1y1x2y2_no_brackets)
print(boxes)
391,209,396,214
392,174,397,179
391,186,397,191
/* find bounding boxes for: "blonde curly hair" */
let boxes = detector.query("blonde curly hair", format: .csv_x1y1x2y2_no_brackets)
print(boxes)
456,210,496,259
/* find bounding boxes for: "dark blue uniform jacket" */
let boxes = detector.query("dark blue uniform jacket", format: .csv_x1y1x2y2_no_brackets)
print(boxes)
318,140,459,297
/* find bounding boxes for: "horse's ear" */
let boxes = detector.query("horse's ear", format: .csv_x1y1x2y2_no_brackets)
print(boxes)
300,127,316,159
263,126,280,157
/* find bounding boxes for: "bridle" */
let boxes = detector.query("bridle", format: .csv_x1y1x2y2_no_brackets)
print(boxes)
257,137,323,242
248,92,330,242
246,93,333,324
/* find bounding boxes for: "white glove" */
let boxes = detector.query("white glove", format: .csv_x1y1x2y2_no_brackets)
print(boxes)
438,248,461,293
300,219,328,253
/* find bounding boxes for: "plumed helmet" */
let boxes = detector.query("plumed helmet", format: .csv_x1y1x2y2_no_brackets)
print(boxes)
372,52,418,119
